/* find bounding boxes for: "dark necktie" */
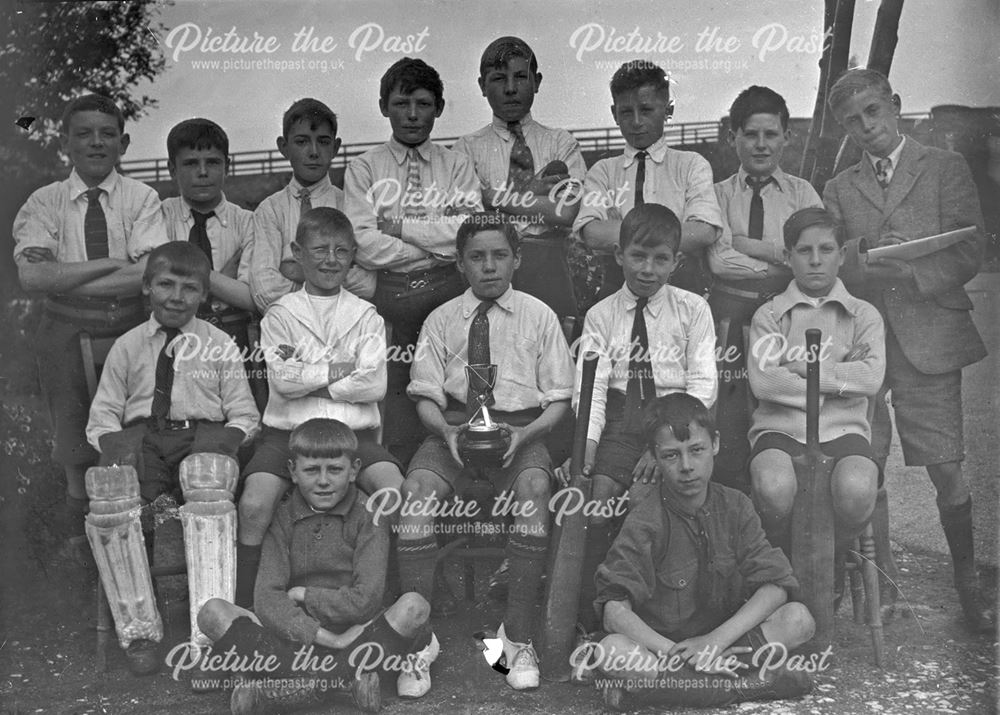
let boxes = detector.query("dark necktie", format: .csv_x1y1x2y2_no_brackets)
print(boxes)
507,121,535,191
296,186,312,215
633,151,648,207
151,327,181,427
188,210,215,269
747,176,774,241
84,188,109,260
467,300,495,410
624,296,655,432
875,158,892,191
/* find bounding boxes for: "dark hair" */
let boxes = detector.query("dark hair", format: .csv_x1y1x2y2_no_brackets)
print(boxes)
610,60,670,101
479,36,538,77
379,58,444,109
61,94,125,133
282,98,338,138
619,203,681,253
828,69,894,113
644,393,716,448
782,207,845,249
142,241,211,290
289,418,358,460
294,207,357,247
167,118,230,164
456,212,520,256
729,85,790,131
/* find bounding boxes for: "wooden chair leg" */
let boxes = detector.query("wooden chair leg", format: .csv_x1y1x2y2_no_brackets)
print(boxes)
96,578,111,673
849,559,865,624
859,523,886,668
872,487,900,613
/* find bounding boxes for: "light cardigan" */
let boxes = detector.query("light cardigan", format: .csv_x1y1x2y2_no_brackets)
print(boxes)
747,279,885,445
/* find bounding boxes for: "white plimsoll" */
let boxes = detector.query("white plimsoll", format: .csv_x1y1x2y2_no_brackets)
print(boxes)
179,452,239,648
85,465,162,648
397,632,441,698
497,623,540,691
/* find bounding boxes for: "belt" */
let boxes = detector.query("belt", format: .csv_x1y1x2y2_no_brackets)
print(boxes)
125,417,199,432
199,306,251,327
45,294,145,327
378,264,456,292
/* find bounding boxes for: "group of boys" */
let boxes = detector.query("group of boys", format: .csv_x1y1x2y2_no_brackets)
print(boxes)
12,29,992,713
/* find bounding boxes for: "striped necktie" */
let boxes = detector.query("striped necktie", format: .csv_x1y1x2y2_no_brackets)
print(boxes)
151,326,181,428
84,188,109,260
507,121,535,191
467,300,495,411
875,158,892,191
296,186,312,216
405,147,426,217
624,296,655,432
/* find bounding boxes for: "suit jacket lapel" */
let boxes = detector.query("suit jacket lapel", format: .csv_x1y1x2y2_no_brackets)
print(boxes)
882,139,926,220
850,159,885,211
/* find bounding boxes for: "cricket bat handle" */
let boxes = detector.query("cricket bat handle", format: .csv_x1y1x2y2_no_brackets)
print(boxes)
805,329,821,451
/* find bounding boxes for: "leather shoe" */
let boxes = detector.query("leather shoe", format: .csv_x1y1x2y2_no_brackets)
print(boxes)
956,580,996,635
125,638,159,676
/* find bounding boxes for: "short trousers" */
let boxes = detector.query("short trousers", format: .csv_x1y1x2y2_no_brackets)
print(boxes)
873,325,964,466
593,397,645,489
98,421,241,503
407,433,552,494
750,432,879,487
243,425,402,480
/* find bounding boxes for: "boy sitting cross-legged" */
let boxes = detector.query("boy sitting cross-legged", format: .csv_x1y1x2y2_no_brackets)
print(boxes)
748,208,884,562
397,212,575,691
199,418,438,714
236,208,406,610
594,394,815,709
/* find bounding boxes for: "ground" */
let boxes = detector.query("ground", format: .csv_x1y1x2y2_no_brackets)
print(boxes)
0,274,997,714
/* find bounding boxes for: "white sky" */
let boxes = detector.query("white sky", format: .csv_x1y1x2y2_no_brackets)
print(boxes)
123,0,1000,161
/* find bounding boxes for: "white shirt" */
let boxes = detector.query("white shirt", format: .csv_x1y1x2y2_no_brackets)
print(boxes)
344,137,483,274
260,288,386,431
865,136,906,185
249,175,374,311
576,284,718,444
13,168,166,266
573,134,723,235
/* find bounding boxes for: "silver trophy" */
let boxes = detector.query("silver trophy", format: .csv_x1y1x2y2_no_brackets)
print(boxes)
459,363,511,467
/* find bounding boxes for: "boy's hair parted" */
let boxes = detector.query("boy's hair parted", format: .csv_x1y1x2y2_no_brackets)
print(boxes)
379,58,445,109
479,36,538,77
643,393,716,448
167,118,230,164
782,207,845,249
142,241,212,290
729,85,790,132
61,93,126,133
456,212,520,256
282,98,338,138
294,207,357,248
289,418,359,461
619,203,681,253
827,68,895,113
609,60,670,101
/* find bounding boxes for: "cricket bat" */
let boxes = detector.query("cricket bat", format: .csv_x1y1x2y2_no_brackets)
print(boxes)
790,329,837,646
539,351,598,681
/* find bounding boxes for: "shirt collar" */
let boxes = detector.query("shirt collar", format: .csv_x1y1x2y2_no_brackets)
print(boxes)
388,136,433,164
625,134,669,165
178,194,229,227
620,283,668,318
461,285,514,318
288,173,333,197
490,112,536,140
866,135,906,169
288,484,358,522
771,278,859,318
69,168,120,201
736,166,787,193
144,313,199,338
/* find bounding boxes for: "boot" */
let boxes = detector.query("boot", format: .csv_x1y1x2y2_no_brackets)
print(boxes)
939,498,995,634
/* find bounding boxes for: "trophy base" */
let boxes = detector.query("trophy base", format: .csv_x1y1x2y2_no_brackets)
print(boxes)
459,427,511,469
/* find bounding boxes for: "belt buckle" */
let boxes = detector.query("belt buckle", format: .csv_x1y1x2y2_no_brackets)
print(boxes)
408,277,429,291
